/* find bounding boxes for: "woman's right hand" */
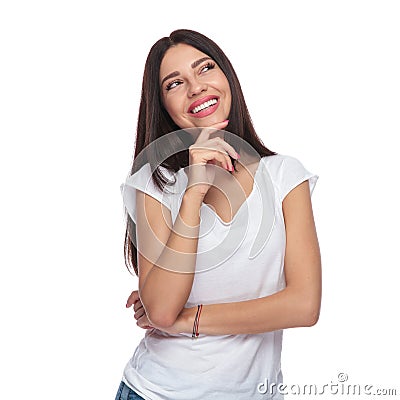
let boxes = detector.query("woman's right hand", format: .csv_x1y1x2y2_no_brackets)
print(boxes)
186,120,240,200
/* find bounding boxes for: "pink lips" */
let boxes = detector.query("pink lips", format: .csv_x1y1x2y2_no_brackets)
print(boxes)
187,95,219,118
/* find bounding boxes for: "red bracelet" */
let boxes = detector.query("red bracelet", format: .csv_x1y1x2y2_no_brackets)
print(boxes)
192,304,203,338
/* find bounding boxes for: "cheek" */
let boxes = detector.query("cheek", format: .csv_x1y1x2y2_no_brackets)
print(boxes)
224,83,232,109
163,101,188,127
164,93,184,115
220,77,231,100
163,100,178,120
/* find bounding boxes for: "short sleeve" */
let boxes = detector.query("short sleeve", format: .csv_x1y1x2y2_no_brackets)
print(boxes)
276,155,319,202
120,163,172,224
265,154,319,202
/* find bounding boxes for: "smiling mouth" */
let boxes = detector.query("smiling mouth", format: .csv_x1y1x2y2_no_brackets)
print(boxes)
190,98,218,114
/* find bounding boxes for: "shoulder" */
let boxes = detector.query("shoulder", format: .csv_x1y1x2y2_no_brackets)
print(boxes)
261,153,305,171
120,163,176,223
261,154,319,202
122,163,176,193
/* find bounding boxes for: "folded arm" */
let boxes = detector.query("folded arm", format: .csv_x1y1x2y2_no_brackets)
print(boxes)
131,180,322,335
136,188,204,328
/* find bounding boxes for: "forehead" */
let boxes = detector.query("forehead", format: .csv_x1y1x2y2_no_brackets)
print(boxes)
160,44,209,78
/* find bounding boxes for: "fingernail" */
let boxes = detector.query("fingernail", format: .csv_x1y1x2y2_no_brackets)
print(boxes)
236,153,240,159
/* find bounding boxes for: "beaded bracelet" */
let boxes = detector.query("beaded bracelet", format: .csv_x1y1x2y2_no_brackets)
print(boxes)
192,304,203,338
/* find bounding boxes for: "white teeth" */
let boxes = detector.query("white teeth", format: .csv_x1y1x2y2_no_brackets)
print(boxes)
191,98,218,114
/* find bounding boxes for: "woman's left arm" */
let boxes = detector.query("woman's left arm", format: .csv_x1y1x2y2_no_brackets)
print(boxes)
129,180,322,335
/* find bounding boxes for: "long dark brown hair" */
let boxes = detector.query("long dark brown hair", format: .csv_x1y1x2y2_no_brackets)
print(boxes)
123,29,276,275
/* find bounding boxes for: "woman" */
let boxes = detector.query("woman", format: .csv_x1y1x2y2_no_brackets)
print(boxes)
116,29,321,400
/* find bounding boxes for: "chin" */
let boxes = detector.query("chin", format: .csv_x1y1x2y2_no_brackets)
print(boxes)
198,116,225,127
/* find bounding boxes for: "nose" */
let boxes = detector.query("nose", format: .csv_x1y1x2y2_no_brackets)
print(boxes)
187,77,207,97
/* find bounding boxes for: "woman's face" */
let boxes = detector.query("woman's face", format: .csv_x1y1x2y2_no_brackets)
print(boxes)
159,43,232,129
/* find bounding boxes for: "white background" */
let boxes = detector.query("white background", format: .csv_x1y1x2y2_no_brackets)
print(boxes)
1,1,399,398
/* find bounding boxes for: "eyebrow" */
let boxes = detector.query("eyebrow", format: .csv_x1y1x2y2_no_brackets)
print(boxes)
160,57,213,87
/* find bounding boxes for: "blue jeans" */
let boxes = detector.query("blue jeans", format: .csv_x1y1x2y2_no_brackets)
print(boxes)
115,381,145,400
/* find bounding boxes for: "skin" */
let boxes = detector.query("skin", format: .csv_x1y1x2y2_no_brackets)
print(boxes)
159,43,232,129
126,44,322,336
133,44,237,329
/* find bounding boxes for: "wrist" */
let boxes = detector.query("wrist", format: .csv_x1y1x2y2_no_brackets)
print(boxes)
177,306,198,334
183,189,204,207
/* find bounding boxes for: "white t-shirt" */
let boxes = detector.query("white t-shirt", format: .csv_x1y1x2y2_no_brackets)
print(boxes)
119,154,318,400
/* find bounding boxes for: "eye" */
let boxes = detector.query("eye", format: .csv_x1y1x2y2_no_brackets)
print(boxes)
200,62,215,73
165,80,182,91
